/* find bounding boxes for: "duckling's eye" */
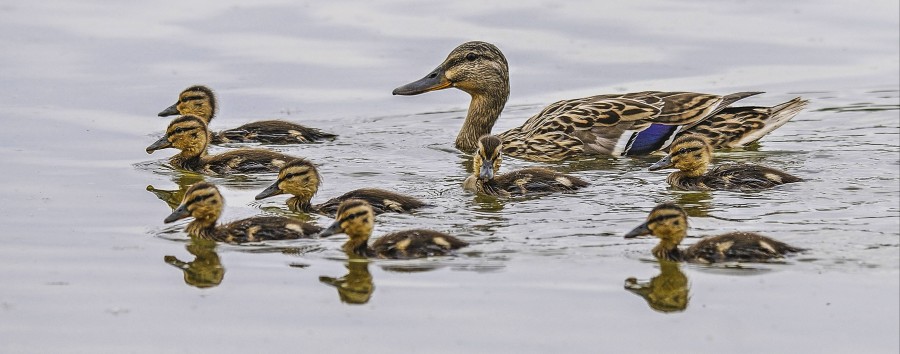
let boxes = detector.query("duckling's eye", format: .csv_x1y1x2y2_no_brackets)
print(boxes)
172,127,185,134
678,148,688,154
466,53,478,61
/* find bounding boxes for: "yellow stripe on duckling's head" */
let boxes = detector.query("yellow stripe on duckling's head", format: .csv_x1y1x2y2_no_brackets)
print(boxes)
164,182,223,226
474,135,503,180
649,135,713,176
255,158,321,201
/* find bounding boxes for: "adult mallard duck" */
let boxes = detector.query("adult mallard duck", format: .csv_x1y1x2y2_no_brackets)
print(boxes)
317,199,468,259
146,115,300,175
624,203,804,263
649,135,802,191
158,85,336,144
392,41,807,161
463,135,589,196
163,182,322,243
254,158,428,215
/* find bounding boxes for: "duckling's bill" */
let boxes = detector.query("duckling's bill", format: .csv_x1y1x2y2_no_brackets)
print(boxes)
316,221,343,238
164,203,191,223
479,160,495,180
146,135,172,154
392,66,452,95
624,222,651,239
158,102,179,117
255,181,284,200
648,154,674,171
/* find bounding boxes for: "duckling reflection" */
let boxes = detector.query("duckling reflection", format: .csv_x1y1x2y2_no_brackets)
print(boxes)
649,135,802,191
163,238,224,289
158,85,336,144
146,171,205,210
319,256,374,305
670,190,714,218
624,260,689,313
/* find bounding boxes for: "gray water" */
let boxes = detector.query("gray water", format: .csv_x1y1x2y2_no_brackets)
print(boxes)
1,1,898,353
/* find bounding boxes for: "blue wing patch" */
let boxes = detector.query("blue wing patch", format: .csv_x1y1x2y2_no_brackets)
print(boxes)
624,124,679,156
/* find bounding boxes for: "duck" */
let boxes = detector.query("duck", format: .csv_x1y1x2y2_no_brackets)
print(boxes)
392,41,807,161
146,115,301,175
254,158,429,215
463,135,589,197
163,182,323,243
648,135,802,191
317,199,468,259
158,85,336,144
624,203,804,263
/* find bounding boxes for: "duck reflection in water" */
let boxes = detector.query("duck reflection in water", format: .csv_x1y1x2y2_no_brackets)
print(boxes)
319,255,374,305
624,260,689,313
146,171,205,210
164,238,224,289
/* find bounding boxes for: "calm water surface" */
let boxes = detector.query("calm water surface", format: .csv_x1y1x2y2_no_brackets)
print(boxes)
0,1,898,353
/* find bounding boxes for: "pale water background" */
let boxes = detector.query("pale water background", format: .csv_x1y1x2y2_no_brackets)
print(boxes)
0,1,898,353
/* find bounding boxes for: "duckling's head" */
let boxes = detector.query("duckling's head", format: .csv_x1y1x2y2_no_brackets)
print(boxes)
625,203,689,259
164,182,224,226
393,41,509,98
472,135,503,181
318,199,375,239
649,136,713,176
158,85,217,122
146,115,209,155
255,158,321,201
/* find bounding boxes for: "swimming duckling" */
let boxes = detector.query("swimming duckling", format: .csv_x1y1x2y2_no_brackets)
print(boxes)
624,203,803,263
254,158,428,216
159,85,336,144
463,135,589,197
163,182,322,243
393,41,805,160
649,135,802,191
318,199,468,259
146,115,300,175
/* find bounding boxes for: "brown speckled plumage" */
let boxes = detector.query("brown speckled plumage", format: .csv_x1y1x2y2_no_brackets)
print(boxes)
164,182,322,244
159,85,336,144
625,203,803,263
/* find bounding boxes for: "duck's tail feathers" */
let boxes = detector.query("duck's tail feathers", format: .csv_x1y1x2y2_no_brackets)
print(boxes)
734,97,808,147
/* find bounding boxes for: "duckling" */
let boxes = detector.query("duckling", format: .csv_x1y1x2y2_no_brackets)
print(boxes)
159,85,336,144
624,203,804,263
163,182,322,243
317,199,468,259
393,41,805,160
624,260,689,313
648,135,802,191
463,135,589,197
254,158,428,215
146,115,300,175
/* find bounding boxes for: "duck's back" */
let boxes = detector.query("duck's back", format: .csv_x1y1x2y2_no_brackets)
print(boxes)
371,229,468,259
684,232,803,263
201,149,294,174
316,188,428,216
213,216,323,243
486,167,589,196
214,120,336,144
702,163,802,191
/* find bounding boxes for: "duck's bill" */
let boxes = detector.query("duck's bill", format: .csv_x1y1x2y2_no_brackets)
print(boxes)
392,66,452,95
146,135,172,154
254,182,283,200
624,222,651,239
648,154,674,171
478,161,495,180
158,103,180,117
164,204,191,223
316,221,344,238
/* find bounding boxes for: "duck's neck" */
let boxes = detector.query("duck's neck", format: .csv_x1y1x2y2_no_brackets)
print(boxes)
653,238,685,262
287,196,314,213
172,142,209,170
186,219,217,240
457,90,509,153
342,236,370,257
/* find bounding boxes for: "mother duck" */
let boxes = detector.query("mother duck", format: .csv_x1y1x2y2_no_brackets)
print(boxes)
393,41,807,161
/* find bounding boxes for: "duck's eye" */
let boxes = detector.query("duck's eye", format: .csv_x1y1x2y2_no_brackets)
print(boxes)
678,148,688,154
466,53,478,61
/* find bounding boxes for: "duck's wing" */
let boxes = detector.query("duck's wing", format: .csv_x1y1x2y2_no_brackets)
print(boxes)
676,97,808,149
316,188,429,215
489,168,590,195
215,120,336,144
372,230,468,259
218,217,323,243
703,164,802,191
500,91,762,160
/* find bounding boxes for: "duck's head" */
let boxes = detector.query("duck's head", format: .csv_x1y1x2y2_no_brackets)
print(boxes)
393,41,509,98
255,158,321,202
146,115,209,156
158,85,217,122
625,203,688,259
649,136,713,177
472,135,503,181
164,182,224,226
318,199,375,239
